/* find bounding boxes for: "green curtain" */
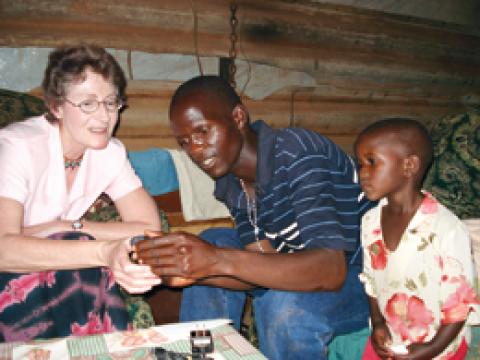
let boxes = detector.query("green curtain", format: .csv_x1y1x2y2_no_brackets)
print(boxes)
0,89,46,128
423,112,480,219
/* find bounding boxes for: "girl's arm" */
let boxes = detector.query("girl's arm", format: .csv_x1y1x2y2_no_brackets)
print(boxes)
368,296,395,359
396,321,465,360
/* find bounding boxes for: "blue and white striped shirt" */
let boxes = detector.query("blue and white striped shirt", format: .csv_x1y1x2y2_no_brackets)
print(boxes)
214,120,371,253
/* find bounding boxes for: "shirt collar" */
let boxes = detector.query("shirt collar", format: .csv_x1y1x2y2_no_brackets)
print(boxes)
377,191,438,233
47,118,87,203
214,120,276,207
253,120,276,191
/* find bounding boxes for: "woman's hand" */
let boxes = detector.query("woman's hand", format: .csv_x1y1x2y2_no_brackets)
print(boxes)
102,237,162,294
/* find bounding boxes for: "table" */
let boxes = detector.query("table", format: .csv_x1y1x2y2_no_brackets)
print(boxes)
0,319,267,360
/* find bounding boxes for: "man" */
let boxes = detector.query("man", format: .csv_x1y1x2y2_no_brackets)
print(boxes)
136,75,371,359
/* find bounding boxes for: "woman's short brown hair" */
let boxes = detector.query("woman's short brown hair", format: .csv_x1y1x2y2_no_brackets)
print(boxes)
42,44,127,122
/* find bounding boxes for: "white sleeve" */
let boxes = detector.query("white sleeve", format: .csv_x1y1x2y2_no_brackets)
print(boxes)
104,143,142,201
358,215,378,298
0,139,30,204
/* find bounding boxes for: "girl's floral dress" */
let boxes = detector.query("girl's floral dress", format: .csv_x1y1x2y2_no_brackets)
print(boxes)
359,192,480,359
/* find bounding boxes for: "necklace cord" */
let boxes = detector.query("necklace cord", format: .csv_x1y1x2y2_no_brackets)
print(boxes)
240,179,265,253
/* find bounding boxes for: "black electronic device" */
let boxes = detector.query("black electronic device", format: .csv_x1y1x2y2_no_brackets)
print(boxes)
190,329,214,359
153,347,188,360
129,235,146,263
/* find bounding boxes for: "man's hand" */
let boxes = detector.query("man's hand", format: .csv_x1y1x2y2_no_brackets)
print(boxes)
134,230,219,286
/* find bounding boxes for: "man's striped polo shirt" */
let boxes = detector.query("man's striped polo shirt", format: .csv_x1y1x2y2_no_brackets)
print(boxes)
214,120,371,254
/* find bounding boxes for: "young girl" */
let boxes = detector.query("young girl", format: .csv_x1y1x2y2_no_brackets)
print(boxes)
355,118,479,359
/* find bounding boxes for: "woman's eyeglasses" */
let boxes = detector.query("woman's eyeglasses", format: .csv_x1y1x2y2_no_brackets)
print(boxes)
64,97,124,114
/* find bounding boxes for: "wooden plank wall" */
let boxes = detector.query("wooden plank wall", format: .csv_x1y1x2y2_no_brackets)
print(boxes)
3,0,480,154
114,80,471,154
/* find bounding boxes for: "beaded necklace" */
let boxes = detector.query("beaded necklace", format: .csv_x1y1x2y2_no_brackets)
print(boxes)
64,156,83,169
239,179,265,253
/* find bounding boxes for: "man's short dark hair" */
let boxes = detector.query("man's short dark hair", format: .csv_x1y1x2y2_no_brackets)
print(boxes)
170,75,241,115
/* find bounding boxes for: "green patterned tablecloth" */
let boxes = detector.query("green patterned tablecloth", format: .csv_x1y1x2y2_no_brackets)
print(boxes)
0,319,267,360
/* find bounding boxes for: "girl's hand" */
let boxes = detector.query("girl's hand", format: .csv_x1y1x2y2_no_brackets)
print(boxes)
371,322,395,359
393,322,466,359
393,342,434,360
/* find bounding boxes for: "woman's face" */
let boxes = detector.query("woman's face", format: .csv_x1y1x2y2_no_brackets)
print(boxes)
52,69,119,155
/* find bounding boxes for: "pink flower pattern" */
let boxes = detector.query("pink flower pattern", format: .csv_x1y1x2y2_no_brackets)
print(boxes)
442,275,480,323
0,272,56,312
71,311,116,336
120,329,169,347
0,264,129,342
419,192,438,214
385,293,434,343
367,239,388,270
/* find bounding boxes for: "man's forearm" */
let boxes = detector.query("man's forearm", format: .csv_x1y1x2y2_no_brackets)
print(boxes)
195,275,257,290
215,247,346,291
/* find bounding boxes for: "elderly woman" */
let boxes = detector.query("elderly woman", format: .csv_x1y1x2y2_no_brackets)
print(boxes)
0,44,161,342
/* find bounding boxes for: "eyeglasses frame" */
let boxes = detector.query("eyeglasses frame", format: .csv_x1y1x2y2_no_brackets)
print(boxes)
63,97,124,114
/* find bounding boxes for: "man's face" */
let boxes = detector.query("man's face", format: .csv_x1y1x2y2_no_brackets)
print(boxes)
170,100,243,178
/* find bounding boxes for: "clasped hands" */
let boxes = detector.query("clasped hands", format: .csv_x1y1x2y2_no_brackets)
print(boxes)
371,323,436,360
130,230,217,287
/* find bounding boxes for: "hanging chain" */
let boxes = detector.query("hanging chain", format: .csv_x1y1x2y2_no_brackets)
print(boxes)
228,2,238,89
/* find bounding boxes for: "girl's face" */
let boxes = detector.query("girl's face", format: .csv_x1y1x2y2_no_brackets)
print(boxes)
52,69,119,157
355,132,408,201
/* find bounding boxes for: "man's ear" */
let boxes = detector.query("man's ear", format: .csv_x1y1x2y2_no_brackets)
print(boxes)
403,155,420,178
232,104,248,129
